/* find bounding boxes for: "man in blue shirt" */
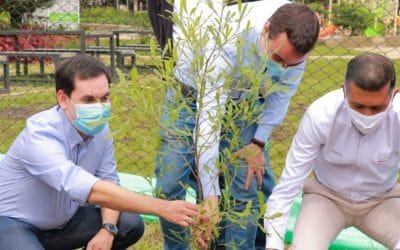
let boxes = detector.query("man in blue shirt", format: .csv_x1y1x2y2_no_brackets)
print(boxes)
155,1,320,249
0,54,198,249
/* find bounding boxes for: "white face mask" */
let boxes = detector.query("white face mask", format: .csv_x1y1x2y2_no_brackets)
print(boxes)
344,98,392,135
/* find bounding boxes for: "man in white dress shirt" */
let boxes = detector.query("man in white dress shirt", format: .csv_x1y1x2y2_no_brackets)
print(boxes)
265,53,400,250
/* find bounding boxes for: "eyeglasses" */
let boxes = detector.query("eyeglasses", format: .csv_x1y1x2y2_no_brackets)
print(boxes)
261,30,305,69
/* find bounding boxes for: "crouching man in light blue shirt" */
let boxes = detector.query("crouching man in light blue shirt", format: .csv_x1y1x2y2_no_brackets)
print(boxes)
0,54,198,250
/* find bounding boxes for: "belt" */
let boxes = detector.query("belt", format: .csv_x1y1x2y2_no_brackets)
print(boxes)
175,78,196,98
180,83,196,98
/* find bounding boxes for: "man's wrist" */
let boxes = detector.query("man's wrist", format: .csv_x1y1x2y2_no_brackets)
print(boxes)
101,223,118,237
251,138,265,149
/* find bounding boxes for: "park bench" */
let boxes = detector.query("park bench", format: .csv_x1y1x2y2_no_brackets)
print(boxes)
86,46,136,69
24,47,136,72
112,29,154,47
0,29,147,81
119,44,154,52
0,30,85,77
0,51,76,77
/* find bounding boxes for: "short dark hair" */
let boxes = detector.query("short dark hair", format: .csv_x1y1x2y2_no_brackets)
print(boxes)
344,53,396,94
268,3,320,55
55,54,112,97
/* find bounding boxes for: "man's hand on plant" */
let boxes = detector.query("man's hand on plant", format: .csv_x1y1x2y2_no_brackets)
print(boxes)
193,195,220,249
158,200,199,227
234,142,265,190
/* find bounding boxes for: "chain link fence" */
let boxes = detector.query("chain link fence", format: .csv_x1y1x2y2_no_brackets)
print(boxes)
1,0,400,214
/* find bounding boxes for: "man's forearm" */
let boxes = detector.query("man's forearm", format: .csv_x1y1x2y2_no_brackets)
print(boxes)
88,180,167,216
88,180,199,228
101,206,120,225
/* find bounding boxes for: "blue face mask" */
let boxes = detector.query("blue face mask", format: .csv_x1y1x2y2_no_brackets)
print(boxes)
73,102,111,136
266,58,288,82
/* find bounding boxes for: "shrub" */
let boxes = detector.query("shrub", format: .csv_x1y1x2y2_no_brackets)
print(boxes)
0,34,77,63
0,11,10,29
332,3,374,35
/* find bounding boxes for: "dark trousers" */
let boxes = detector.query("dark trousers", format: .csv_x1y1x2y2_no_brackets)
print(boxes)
0,205,144,250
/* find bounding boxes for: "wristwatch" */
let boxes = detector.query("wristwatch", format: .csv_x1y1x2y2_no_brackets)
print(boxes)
251,138,265,149
102,223,118,236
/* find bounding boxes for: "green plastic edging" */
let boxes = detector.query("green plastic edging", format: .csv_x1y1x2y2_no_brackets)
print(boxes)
284,196,386,250
48,13,79,23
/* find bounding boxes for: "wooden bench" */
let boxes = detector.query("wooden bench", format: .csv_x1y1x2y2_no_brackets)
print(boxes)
0,51,76,77
112,29,154,48
24,47,136,72
0,30,85,77
86,46,136,69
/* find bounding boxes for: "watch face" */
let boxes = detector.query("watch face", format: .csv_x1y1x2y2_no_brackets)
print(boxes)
102,223,118,236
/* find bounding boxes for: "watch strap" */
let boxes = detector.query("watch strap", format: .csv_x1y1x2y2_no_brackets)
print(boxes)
251,138,265,149
102,223,118,236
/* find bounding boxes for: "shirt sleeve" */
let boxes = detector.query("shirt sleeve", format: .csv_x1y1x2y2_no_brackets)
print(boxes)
254,64,305,143
265,109,323,250
196,54,230,198
21,122,99,204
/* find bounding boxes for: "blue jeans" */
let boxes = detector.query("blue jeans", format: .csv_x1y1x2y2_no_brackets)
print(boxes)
155,88,274,250
0,205,144,250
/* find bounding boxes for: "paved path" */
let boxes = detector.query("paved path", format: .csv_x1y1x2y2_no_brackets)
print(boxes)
310,47,400,60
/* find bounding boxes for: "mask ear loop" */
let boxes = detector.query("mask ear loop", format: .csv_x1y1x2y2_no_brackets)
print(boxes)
260,28,282,59
259,29,269,57
384,90,395,112
64,97,78,124
389,89,396,103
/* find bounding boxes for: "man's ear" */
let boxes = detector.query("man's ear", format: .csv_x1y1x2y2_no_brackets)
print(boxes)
57,89,69,110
